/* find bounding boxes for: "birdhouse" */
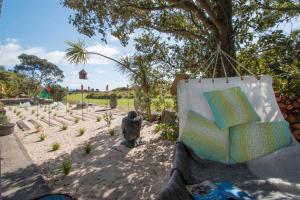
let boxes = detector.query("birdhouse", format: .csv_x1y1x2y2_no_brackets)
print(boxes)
79,69,88,79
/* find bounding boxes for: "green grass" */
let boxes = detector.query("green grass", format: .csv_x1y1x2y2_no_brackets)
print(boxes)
78,128,86,136
83,143,92,154
51,142,60,151
66,92,175,112
38,133,46,142
61,160,72,175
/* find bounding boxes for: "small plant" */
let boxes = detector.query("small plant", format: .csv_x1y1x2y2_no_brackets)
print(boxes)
49,111,52,114
35,125,42,133
19,114,23,118
16,111,21,116
31,110,35,114
70,111,73,115
36,113,39,117
0,114,9,125
61,124,68,131
51,142,60,151
103,112,113,127
83,143,92,154
96,116,102,122
78,128,86,136
74,117,79,123
108,128,115,137
41,116,45,119
13,109,17,113
54,113,57,116
155,124,179,142
38,133,46,142
67,109,70,113
61,160,72,175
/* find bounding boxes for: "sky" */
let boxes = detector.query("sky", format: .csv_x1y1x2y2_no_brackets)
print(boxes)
0,1,299,91
0,0,135,91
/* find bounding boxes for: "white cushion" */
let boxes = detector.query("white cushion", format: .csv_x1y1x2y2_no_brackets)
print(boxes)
177,75,284,136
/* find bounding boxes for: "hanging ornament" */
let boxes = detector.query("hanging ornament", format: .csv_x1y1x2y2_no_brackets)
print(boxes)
79,69,88,79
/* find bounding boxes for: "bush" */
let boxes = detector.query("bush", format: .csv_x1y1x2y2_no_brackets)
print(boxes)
51,142,60,151
13,109,17,113
61,160,72,175
155,124,178,142
103,112,113,127
96,116,102,122
38,133,46,142
108,128,115,136
83,143,92,154
78,128,86,136
61,124,68,131
31,110,35,114
16,111,21,116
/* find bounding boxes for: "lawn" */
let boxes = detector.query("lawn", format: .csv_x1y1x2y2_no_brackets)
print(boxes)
66,92,174,112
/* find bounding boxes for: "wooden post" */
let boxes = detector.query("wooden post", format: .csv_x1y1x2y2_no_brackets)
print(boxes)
106,84,109,108
81,84,83,120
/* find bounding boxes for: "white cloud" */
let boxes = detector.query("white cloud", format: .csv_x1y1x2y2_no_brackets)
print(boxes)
0,38,120,67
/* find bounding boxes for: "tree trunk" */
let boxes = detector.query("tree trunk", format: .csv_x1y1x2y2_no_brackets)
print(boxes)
215,0,236,77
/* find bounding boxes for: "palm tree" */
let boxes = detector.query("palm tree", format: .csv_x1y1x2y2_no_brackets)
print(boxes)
65,40,140,77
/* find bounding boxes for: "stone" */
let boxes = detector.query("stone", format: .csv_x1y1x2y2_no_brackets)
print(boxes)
160,110,177,126
121,111,142,148
110,96,117,109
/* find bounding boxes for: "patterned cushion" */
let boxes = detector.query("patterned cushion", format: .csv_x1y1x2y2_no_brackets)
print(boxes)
203,87,260,129
229,121,292,163
179,110,229,164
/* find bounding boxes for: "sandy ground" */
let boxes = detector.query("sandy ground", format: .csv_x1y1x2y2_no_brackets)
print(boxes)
5,104,175,200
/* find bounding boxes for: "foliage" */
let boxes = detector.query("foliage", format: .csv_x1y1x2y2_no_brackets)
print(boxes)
61,160,72,175
155,124,178,142
103,112,113,127
16,111,21,116
38,133,46,142
0,114,10,125
78,128,86,136
51,142,60,151
61,124,68,131
0,102,4,109
14,54,64,88
108,128,116,136
83,143,92,154
31,110,35,114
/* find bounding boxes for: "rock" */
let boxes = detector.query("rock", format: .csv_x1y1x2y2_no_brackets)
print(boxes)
110,96,117,109
161,110,177,126
292,123,300,130
121,111,142,148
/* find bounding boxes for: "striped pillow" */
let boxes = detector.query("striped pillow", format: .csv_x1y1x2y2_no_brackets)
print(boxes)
203,87,260,129
180,110,229,164
229,121,292,163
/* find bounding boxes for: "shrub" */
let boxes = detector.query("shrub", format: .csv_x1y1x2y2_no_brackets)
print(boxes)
16,111,21,116
31,110,35,114
38,133,46,142
0,114,9,125
83,143,92,154
96,116,102,122
103,112,113,127
74,117,79,123
78,128,86,136
108,128,115,136
155,124,179,142
61,160,72,175
49,111,52,114
51,142,60,151
61,124,68,131
13,109,17,113
54,113,57,116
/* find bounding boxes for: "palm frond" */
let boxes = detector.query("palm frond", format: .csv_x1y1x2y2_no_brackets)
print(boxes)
65,40,89,64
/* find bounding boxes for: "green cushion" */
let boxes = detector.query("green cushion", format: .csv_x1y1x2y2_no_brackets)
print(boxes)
229,121,292,163
180,110,229,164
203,87,260,129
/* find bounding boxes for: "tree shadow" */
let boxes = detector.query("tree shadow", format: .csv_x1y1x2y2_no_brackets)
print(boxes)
36,125,175,199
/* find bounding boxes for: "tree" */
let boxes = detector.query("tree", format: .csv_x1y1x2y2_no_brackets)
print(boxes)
14,54,64,90
62,0,299,77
